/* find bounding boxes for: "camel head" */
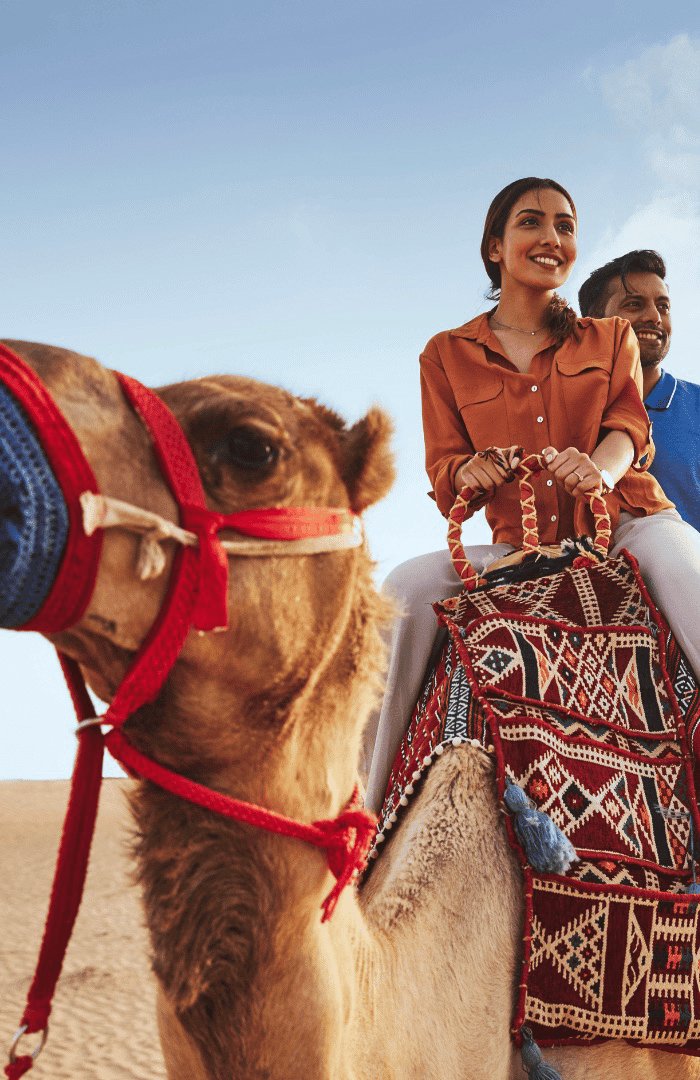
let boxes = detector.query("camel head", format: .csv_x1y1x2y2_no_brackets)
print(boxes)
0,340,394,805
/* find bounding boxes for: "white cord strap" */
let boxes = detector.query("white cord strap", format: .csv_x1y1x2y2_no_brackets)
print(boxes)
80,492,364,581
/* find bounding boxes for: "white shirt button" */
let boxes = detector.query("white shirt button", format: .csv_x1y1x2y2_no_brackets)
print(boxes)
537,416,544,423
547,479,553,487
531,385,538,392
551,514,557,522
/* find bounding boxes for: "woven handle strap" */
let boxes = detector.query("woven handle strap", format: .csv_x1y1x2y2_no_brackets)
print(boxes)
447,451,612,589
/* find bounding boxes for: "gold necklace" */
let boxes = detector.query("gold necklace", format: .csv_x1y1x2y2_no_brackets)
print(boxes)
490,315,545,336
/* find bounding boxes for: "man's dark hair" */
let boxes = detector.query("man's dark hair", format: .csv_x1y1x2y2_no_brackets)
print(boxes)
578,250,667,318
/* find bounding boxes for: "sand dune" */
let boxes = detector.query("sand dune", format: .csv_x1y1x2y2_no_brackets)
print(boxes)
0,780,166,1079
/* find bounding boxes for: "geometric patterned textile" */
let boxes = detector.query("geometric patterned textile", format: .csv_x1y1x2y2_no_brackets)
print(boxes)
374,550,700,1053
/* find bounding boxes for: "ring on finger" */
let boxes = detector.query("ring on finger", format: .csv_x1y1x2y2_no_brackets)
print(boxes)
574,471,584,483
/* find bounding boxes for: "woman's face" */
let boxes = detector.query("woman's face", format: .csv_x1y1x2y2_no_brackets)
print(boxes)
488,188,577,294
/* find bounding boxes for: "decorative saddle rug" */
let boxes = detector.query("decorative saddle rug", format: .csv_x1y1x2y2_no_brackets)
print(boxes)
373,549,700,1054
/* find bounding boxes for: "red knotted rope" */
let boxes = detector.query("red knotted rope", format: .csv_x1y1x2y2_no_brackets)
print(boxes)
217,505,357,540
4,658,101,1078
116,373,233,634
105,727,376,921
447,450,612,588
5,1059,33,1079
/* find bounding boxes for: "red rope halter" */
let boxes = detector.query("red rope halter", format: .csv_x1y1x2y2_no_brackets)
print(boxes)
3,349,376,1077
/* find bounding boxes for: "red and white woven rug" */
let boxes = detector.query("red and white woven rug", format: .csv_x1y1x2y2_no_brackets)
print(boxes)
373,550,700,1053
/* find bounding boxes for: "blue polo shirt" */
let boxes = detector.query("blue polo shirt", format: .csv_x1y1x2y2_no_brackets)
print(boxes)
645,368,700,531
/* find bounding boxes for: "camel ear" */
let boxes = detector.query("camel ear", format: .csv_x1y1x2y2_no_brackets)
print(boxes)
340,407,395,512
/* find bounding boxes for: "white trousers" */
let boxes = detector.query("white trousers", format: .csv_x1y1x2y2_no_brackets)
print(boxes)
364,509,700,812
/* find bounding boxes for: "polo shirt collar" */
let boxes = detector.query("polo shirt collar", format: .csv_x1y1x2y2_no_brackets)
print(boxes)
645,368,677,411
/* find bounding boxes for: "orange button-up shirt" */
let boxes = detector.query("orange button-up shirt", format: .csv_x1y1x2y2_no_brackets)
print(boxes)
420,313,673,547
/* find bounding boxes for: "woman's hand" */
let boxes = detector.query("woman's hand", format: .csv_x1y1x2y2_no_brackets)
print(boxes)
542,446,604,498
455,446,521,498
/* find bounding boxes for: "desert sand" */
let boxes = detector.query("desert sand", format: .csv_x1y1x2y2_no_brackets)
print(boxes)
0,779,166,1079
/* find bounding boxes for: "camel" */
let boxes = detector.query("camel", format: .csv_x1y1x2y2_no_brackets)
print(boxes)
3,338,699,1080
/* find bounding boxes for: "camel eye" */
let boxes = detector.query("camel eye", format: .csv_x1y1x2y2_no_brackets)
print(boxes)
216,426,280,472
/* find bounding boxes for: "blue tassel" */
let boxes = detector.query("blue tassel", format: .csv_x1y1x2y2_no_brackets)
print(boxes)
520,1027,562,1079
686,883,700,895
504,781,577,874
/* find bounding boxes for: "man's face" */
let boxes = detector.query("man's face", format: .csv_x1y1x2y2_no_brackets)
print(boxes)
602,272,671,366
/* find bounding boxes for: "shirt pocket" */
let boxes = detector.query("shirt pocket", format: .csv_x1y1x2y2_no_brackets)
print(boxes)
454,375,506,451
553,354,611,449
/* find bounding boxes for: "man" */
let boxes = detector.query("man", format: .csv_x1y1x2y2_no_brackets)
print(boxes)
578,249,700,531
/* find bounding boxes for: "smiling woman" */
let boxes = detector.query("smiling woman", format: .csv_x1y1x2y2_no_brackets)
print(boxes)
480,177,579,358
364,177,700,834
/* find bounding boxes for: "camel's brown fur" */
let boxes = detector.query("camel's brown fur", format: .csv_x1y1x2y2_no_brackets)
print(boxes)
5,339,700,1079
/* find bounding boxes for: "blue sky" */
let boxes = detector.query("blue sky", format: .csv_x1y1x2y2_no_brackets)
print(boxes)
3,2,700,778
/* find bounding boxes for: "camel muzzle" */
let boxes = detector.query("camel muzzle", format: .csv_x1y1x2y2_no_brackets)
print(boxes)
0,345,103,634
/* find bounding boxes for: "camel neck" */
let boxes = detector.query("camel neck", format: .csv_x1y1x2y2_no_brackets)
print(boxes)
126,568,385,1078
130,774,366,1079
124,540,389,1077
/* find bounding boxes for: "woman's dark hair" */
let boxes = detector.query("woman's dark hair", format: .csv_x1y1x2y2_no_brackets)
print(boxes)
481,177,578,344
578,250,667,318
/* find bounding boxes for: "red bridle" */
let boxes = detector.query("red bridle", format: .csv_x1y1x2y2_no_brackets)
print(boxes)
2,345,376,1079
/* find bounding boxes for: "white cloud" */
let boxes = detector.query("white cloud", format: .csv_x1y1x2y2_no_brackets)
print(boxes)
598,34,700,185
573,194,700,382
577,37,700,381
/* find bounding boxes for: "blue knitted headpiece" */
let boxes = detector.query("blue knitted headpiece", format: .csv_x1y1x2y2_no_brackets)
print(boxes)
0,382,69,626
